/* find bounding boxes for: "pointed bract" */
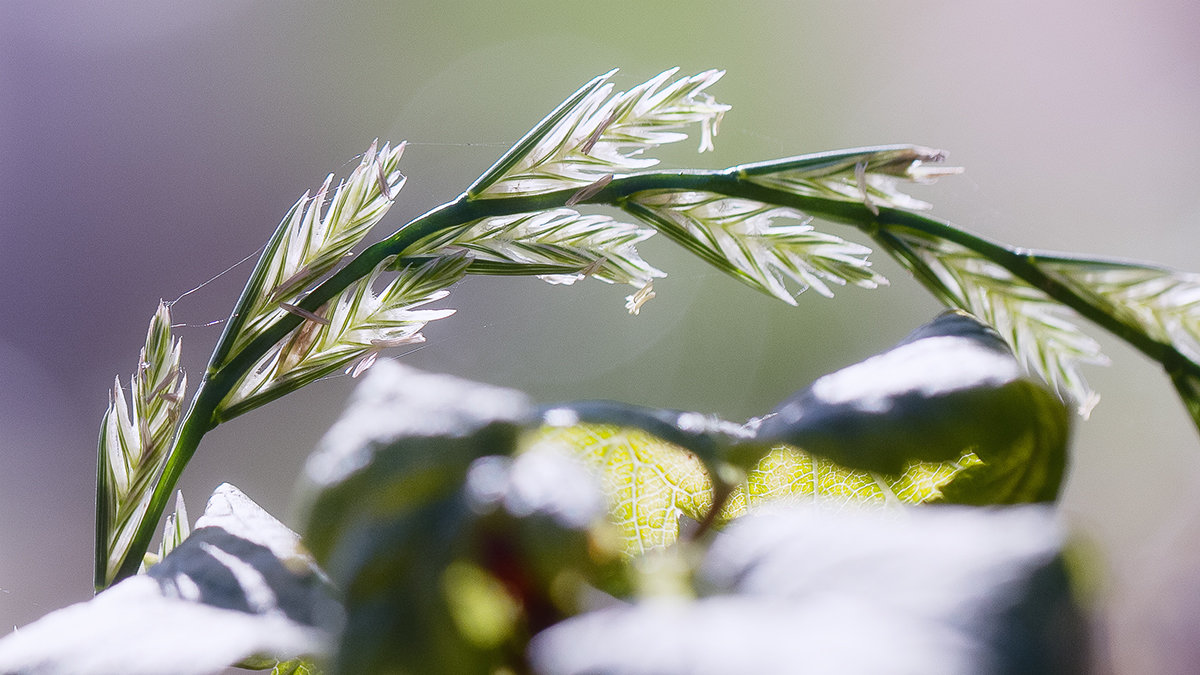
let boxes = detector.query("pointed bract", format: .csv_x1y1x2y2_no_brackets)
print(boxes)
441,208,665,289
740,145,963,212
219,254,468,419
627,190,886,304
1047,260,1200,363
892,230,1108,416
96,302,186,587
219,141,407,368
473,69,730,198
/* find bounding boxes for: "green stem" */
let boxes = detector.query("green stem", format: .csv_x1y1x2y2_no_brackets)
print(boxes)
869,208,1199,379
593,170,1200,381
105,155,1200,586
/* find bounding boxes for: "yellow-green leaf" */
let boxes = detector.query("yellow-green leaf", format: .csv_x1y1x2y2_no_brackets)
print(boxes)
723,445,980,518
527,425,711,554
527,425,981,555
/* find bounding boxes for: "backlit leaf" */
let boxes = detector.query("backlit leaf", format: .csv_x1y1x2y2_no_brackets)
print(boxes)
529,505,1087,675
1,485,334,675
297,362,620,674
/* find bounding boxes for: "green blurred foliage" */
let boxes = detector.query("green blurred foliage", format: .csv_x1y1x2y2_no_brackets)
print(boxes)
3,4,1199,672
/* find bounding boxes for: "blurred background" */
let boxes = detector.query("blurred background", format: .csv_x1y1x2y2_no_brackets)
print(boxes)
2,1,1198,671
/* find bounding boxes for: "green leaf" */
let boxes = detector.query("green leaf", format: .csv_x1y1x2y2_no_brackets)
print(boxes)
527,423,978,556
529,312,1069,555
267,657,323,674
755,311,1070,503
529,504,1087,675
526,424,714,555
725,444,979,513
2,485,334,675
297,362,621,674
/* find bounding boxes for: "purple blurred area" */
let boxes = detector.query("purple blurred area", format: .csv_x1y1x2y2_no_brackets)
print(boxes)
2,2,1199,671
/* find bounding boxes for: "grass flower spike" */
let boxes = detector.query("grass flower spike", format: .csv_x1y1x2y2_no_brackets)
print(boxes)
740,145,963,213
885,229,1109,416
96,302,186,587
1047,261,1200,360
219,254,468,419
215,140,407,369
434,208,665,288
626,191,887,304
469,68,729,198
93,68,1200,594
141,491,189,570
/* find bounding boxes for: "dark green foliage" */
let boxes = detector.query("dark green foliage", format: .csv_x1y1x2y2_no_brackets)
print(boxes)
293,312,1078,672
757,311,1069,496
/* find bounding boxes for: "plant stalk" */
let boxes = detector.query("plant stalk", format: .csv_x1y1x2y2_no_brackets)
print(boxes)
103,155,1200,587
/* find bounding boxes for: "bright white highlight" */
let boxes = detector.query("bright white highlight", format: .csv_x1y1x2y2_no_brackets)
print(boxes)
811,337,1018,413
